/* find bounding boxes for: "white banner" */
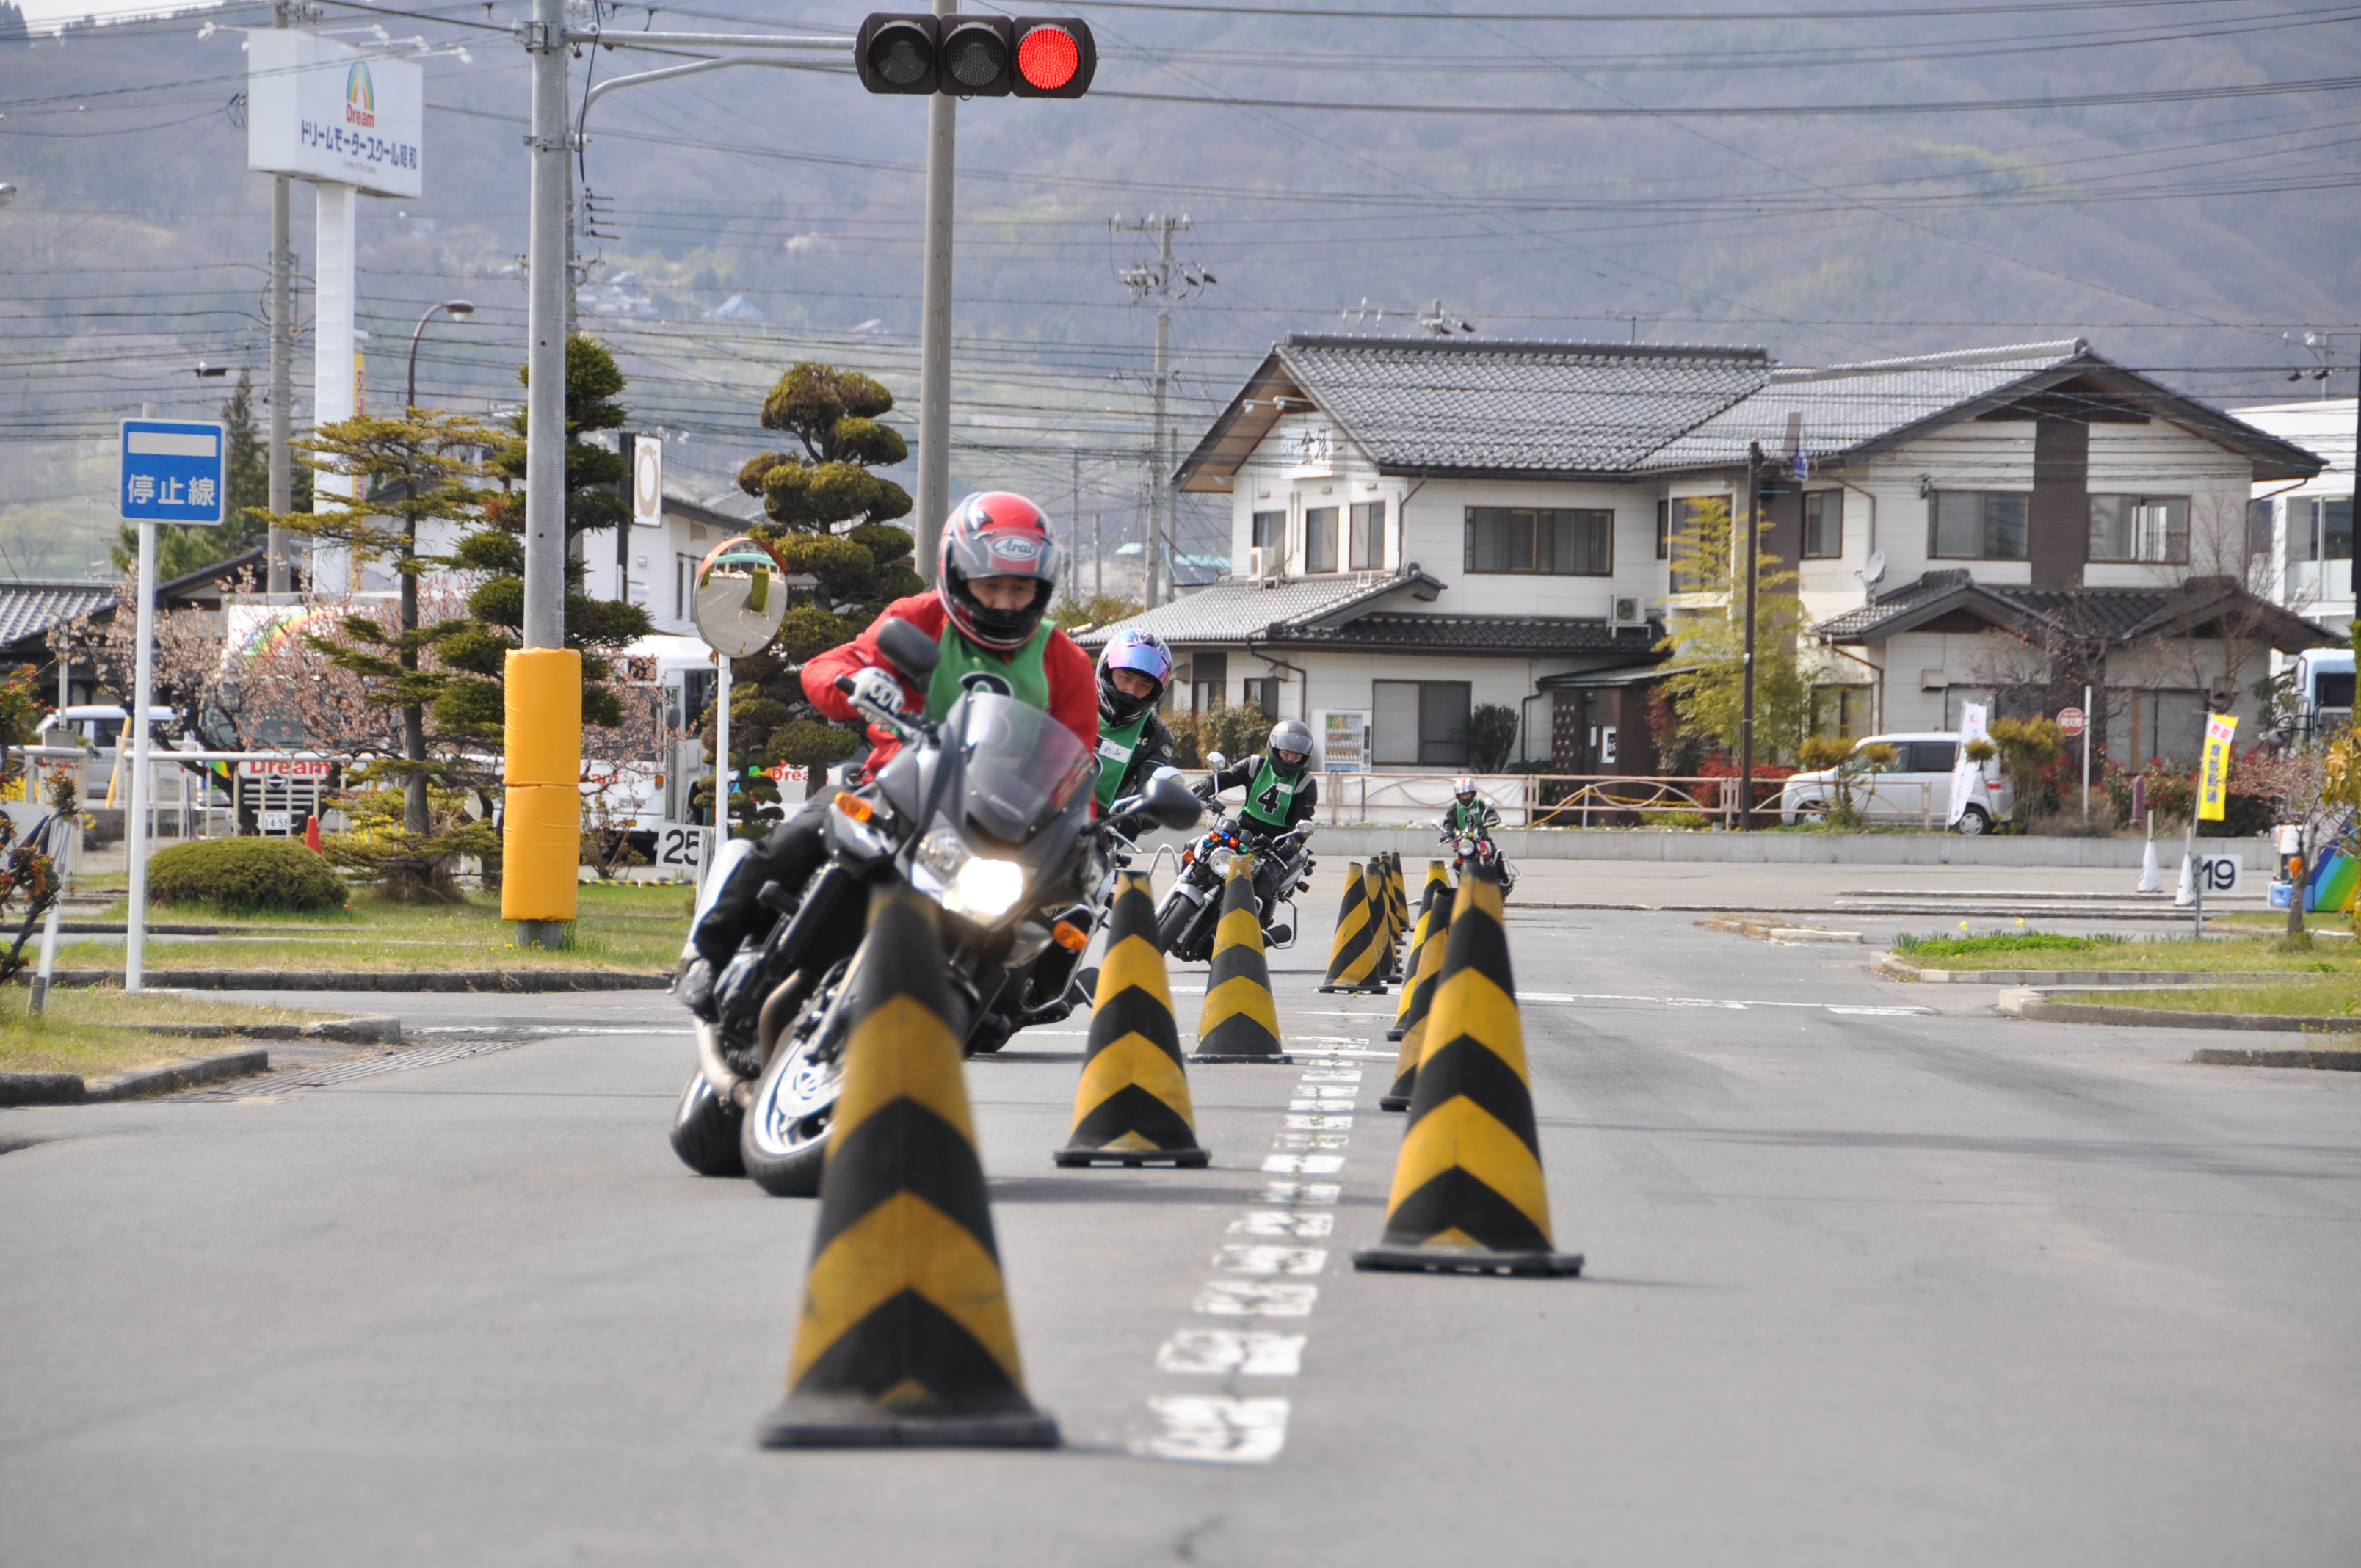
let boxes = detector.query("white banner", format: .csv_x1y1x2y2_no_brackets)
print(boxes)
631,435,664,527
247,31,423,199
1948,701,1987,826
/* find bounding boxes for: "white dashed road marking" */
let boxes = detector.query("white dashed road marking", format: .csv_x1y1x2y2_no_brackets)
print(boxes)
1156,1331,1306,1377
1135,1396,1291,1464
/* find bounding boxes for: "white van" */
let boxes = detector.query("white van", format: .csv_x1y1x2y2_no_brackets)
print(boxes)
1777,732,2014,835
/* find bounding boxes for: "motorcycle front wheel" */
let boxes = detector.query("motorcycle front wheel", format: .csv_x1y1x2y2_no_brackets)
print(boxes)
668,1072,745,1177
739,961,855,1197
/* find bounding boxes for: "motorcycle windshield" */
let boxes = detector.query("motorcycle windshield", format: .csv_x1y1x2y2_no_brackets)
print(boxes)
948,692,1094,844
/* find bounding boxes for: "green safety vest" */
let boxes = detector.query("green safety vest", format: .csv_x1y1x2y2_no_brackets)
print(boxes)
1446,799,1489,833
923,617,1051,722
1092,711,1151,812
1237,755,1305,832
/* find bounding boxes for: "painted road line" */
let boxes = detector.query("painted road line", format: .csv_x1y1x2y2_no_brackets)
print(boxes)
1194,1280,1320,1316
1518,991,1931,1015
1216,1244,1330,1275
1260,1181,1341,1205
1155,1330,1306,1376
1263,1153,1347,1175
1230,1211,1335,1238
1135,1396,1291,1464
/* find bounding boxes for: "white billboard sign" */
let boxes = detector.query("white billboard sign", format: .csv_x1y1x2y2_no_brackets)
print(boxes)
632,435,664,527
247,31,423,199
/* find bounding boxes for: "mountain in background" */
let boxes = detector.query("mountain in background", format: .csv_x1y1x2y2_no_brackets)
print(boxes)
2,1,2354,579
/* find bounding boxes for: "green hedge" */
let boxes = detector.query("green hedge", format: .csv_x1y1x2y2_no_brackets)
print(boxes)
147,836,348,913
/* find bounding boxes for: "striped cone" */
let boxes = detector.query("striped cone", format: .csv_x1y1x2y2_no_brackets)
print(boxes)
758,889,1059,1447
1368,861,1401,983
1353,870,1582,1277
1192,854,1291,1064
1389,861,1452,1041
1318,860,1388,994
1386,854,1409,945
1056,871,1208,1167
1379,874,1454,1111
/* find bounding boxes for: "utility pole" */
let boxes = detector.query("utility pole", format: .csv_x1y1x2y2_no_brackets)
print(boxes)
914,0,958,579
1738,442,1763,832
265,1,297,593
1114,213,1193,606
523,0,567,656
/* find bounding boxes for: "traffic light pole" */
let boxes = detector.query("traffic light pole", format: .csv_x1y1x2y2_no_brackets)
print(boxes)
915,0,959,581
1738,441,1762,832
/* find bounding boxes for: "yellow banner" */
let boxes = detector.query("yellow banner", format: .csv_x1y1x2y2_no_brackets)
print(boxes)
2197,713,2238,821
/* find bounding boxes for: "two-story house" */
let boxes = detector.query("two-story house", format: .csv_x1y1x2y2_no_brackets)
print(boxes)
1084,333,2327,776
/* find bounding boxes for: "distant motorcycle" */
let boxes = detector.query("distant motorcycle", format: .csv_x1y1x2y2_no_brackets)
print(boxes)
1155,816,1316,963
1439,819,1517,896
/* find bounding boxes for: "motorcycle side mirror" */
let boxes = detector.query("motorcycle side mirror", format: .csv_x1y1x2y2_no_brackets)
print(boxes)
1142,766,1203,832
1204,751,1227,774
874,617,941,683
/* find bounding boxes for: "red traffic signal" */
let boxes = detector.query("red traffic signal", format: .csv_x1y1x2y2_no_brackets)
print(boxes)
852,13,1095,98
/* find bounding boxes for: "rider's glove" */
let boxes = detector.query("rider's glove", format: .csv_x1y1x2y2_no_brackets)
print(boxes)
1191,780,1215,802
675,956,719,1023
844,665,912,729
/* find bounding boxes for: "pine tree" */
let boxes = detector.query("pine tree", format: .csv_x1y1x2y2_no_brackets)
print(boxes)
0,4,30,45
719,363,924,824
431,335,651,748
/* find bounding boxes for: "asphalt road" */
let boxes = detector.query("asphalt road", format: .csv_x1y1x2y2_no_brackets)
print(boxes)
4,905,2357,1567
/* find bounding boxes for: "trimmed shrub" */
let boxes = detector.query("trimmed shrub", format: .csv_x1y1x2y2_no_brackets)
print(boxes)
147,836,347,913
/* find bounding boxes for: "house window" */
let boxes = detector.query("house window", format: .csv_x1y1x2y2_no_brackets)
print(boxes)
1656,499,1669,561
2248,498,2276,557
1190,650,1228,712
1305,507,1339,573
2290,497,2354,562
1802,491,1842,559
2089,495,2188,564
1811,684,1872,738
1372,680,1470,767
675,553,699,620
1349,501,1386,570
1464,507,1612,576
1251,509,1283,551
1929,490,2028,560
1241,676,1278,719
1666,496,1729,592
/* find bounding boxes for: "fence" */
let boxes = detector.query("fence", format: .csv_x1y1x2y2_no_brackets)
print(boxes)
1315,772,1951,832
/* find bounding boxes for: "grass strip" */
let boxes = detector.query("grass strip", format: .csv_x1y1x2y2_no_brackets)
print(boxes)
0,990,337,1078
1894,931,2361,974
2050,979,2361,1019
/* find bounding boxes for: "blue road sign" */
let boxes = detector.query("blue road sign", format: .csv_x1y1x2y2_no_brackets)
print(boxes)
120,418,228,526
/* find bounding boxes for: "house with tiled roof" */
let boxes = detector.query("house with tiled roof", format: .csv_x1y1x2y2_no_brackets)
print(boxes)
1089,333,2329,776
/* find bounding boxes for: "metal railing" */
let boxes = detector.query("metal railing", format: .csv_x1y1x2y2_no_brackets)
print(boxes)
1304,771,1948,831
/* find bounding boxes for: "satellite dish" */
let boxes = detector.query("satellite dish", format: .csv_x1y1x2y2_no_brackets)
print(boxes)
692,535,791,658
1863,549,1887,587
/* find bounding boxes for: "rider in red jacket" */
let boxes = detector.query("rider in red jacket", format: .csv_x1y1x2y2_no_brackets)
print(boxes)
685,492,1093,995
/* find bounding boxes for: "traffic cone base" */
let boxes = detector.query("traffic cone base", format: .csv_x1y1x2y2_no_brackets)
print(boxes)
761,890,1059,1448
1354,873,1581,1279
1058,873,1211,1166
1194,855,1293,1064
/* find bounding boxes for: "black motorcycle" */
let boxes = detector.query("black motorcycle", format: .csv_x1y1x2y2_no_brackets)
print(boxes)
668,617,1201,1196
1153,814,1316,964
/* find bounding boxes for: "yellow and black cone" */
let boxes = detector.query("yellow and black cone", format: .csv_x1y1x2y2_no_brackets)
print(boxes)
1318,859,1388,994
1192,853,1291,1064
1354,870,1582,1277
1386,860,1454,1043
758,889,1059,1448
1379,872,1454,1111
1056,871,1208,1168
1386,854,1410,944
1369,860,1403,983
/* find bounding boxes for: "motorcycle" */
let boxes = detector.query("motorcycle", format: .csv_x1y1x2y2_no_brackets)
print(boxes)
667,617,1203,1196
1439,818,1517,896
1154,813,1316,964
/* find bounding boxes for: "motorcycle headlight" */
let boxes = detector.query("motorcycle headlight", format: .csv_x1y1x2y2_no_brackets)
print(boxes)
950,855,1027,919
911,821,1027,920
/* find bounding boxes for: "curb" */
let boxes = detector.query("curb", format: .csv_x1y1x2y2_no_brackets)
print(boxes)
1876,954,2297,987
14,969,670,993
1996,987,2357,1034
118,1015,402,1044
1,1047,270,1106
2190,1047,2361,1071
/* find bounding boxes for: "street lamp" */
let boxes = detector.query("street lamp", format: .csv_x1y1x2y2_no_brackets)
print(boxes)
405,299,475,413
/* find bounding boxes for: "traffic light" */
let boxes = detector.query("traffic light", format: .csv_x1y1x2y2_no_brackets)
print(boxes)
855,14,1096,99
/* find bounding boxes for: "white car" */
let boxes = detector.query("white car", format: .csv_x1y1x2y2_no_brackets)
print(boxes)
1777,732,2014,835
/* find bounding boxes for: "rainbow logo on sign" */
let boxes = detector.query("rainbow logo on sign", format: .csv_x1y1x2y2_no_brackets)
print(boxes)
345,63,376,127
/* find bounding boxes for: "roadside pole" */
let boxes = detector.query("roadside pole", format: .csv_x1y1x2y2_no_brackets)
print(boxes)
713,654,732,866
1737,442,1761,831
124,518,156,995
2081,684,2092,823
913,0,958,578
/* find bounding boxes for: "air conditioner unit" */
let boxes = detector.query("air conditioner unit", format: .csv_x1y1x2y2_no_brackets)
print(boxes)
1610,595,1646,629
1246,546,1279,582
